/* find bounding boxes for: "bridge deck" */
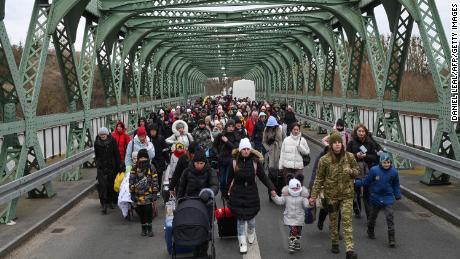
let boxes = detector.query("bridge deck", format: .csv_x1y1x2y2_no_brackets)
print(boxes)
3,143,460,259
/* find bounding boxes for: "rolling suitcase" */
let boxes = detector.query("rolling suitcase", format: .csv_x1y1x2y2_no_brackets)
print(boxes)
215,199,237,238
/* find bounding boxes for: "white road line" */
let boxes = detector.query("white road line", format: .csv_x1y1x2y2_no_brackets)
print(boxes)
243,232,262,259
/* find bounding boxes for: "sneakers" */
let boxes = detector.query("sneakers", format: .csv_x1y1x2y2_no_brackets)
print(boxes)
238,236,247,254
346,251,358,259
331,244,340,254
294,237,301,251
288,238,295,254
247,228,255,244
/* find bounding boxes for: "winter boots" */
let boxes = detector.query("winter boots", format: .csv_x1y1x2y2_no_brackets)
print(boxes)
141,224,147,236
288,238,296,254
247,228,255,244
331,244,340,254
101,203,108,214
367,227,376,239
141,224,153,237
238,235,247,254
388,230,396,247
147,223,154,237
346,250,358,259
294,237,301,251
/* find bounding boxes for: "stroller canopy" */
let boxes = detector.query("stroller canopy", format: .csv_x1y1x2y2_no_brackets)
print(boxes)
173,198,211,246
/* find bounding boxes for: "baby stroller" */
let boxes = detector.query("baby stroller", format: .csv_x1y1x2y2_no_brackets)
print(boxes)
172,196,216,259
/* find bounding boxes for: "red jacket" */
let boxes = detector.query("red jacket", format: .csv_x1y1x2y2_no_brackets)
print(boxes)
112,121,131,162
245,117,256,137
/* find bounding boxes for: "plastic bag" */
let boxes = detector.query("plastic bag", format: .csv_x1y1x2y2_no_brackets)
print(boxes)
113,172,125,192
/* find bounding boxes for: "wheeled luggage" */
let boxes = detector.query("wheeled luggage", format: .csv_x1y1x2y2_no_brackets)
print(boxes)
215,199,237,238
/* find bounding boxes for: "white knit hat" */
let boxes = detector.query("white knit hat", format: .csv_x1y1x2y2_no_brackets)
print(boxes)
186,108,191,113
159,109,165,114
98,127,109,136
239,138,252,151
236,111,242,117
259,112,266,117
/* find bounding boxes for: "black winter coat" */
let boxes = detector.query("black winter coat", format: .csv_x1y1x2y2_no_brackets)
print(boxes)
346,134,381,169
252,121,265,143
149,134,169,172
213,131,239,166
177,165,219,198
169,154,192,191
94,135,121,175
226,150,275,220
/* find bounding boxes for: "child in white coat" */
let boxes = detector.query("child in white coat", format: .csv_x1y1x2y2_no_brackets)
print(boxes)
272,178,311,253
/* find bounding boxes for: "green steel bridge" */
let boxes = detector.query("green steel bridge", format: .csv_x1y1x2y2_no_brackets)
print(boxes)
0,0,456,231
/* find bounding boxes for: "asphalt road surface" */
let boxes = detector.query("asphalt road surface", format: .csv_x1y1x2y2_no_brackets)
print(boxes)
6,144,460,259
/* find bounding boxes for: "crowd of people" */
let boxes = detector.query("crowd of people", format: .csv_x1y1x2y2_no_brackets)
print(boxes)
93,95,401,259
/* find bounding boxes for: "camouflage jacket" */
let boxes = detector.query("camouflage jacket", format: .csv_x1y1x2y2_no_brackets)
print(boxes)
311,152,359,201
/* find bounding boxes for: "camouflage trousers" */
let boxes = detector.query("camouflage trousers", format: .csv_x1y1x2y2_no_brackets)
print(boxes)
329,198,354,251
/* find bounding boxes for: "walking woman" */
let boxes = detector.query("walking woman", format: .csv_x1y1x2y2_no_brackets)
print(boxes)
262,115,284,195
279,122,310,183
225,138,276,254
310,133,360,259
94,127,121,214
347,123,381,219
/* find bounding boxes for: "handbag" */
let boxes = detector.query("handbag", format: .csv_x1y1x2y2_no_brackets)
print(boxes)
304,206,316,224
297,137,311,166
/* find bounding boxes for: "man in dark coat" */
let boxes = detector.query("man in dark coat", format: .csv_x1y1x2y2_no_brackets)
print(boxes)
284,105,297,136
94,127,121,214
213,119,239,193
252,112,267,153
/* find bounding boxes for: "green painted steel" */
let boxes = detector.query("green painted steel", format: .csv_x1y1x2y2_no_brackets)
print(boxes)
0,0,455,224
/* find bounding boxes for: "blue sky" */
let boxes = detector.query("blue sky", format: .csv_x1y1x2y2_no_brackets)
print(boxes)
3,0,454,51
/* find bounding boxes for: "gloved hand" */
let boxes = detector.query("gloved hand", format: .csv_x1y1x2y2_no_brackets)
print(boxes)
199,191,211,202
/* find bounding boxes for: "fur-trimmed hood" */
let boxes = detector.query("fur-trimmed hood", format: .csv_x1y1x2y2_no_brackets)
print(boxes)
231,148,264,162
171,119,189,136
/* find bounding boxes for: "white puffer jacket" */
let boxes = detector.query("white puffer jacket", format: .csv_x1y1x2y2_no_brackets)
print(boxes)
279,134,310,170
272,186,311,226
166,120,194,148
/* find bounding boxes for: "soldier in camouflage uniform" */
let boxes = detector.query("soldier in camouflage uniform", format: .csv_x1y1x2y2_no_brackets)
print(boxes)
310,133,360,259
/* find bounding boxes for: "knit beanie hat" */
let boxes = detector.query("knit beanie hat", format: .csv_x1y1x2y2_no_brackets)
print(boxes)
380,152,391,163
328,132,343,145
137,126,147,137
192,150,207,163
259,112,266,117
288,178,302,197
137,149,149,160
98,127,109,136
336,118,345,128
239,138,252,151
236,111,242,117
266,116,279,127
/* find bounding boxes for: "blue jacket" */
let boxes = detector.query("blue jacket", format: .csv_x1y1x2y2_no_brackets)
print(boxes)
356,165,401,206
